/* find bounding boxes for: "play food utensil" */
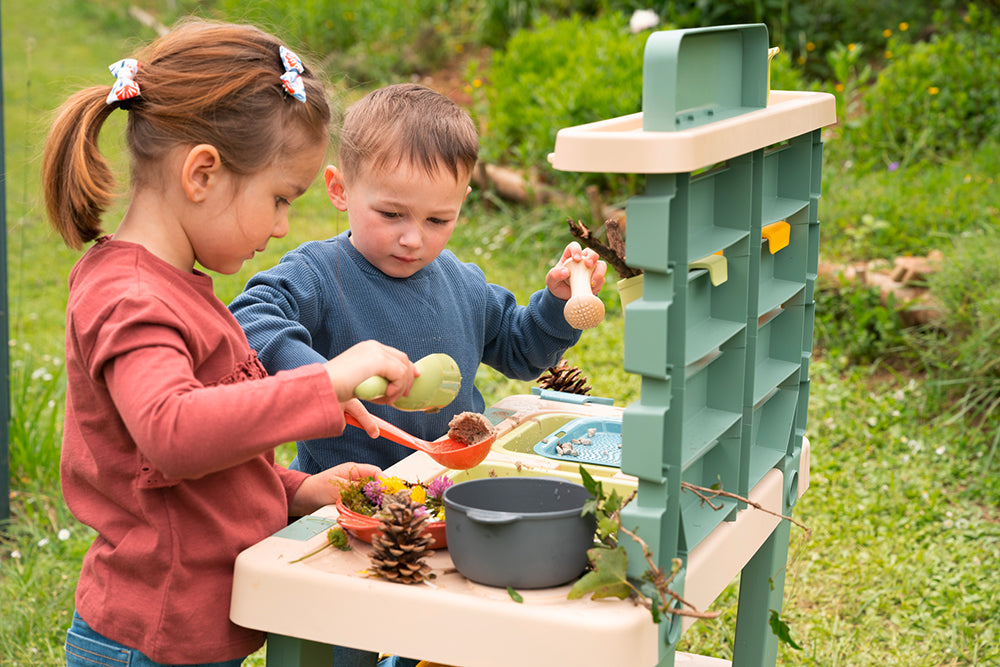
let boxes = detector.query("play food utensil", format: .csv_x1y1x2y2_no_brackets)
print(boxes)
353,353,461,413
563,257,605,329
345,413,494,470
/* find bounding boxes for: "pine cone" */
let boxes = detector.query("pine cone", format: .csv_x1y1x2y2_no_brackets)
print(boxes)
537,360,592,395
369,498,434,584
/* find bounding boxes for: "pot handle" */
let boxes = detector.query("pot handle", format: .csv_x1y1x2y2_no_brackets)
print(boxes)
464,509,520,525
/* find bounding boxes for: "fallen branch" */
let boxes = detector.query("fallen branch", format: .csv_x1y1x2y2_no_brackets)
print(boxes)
567,217,641,279
681,481,812,539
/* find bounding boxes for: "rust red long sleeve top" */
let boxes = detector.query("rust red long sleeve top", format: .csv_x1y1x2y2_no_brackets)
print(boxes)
60,238,345,663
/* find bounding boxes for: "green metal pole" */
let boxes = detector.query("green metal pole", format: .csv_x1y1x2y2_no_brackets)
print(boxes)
0,3,10,529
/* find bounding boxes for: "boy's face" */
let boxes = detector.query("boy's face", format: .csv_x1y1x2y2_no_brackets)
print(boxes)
325,161,471,278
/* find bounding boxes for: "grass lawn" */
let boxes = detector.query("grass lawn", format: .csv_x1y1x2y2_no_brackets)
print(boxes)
2,2,999,666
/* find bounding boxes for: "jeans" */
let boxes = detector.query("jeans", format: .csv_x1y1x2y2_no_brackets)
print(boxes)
331,646,420,667
65,612,246,667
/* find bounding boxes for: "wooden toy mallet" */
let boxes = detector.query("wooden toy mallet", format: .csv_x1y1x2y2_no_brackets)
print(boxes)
563,257,605,330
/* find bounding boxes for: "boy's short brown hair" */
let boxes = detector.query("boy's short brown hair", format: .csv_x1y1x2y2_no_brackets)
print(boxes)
339,83,479,183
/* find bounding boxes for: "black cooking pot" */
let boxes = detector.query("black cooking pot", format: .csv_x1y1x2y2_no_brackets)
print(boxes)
442,476,596,589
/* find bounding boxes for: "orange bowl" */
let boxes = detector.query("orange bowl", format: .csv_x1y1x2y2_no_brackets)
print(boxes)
335,501,448,549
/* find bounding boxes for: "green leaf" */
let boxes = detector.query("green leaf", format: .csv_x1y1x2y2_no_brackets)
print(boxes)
578,465,599,495
507,586,523,603
568,546,632,600
769,609,803,650
597,516,619,537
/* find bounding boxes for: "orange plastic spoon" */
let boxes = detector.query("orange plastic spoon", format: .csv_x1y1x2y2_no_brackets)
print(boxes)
345,413,494,470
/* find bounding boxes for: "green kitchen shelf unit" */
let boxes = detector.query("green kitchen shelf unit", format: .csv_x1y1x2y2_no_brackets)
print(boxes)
549,23,836,667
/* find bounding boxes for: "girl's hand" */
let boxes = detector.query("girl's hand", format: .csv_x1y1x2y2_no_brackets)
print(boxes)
323,340,416,405
545,241,607,301
289,462,383,516
343,398,382,438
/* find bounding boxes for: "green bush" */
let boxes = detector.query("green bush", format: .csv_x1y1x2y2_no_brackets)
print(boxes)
482,12,647,175
851,4,1000,168
910,229,1000,463
818,134,1000,262
213,0,465,83
814,281,909,366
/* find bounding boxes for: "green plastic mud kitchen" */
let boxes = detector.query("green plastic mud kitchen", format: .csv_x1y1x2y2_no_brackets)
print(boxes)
230,24,836,667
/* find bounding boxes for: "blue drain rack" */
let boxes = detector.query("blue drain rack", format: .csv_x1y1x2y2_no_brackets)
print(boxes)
532,417,623,468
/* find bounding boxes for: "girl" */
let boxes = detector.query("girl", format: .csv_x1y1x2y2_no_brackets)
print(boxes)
42,19,415,666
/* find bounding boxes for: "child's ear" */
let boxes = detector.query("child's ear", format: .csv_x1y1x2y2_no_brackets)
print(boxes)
324,165,348,211
464,185,471,202
181,144,222,203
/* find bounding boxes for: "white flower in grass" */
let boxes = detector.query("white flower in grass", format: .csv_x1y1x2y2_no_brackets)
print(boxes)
37,538,50,548
10,550,21,559
629,9,660,33
58,529,71,541
935,445,946,456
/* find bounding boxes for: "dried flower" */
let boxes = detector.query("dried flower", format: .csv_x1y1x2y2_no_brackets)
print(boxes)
363,479,384,507
342,475,449,521
409,485,427,504
426,476,454,499
383,477,407,494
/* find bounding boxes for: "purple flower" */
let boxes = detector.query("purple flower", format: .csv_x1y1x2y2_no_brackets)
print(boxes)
888,161,900,172
426,476,454,499
363,479,384,507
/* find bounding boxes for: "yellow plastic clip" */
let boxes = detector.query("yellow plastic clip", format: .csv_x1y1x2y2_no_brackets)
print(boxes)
762,221,790,254
689,253,727,286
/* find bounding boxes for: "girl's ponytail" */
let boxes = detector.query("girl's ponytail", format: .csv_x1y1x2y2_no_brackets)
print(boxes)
42,86,119,249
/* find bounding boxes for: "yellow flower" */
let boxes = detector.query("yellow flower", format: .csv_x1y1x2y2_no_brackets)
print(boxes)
472,78,482,88
797,55,806,65
835,83,845,92
383,476,407,494
848,43,856,51
883,29,892,38
885,50,893,59
409,485,427,504
806,42,816,52
928,86,940,95
899,22,909,31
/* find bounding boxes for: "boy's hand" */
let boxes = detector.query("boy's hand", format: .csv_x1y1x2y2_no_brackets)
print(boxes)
323,340,417,405
289,461,383,516
546,242,608,301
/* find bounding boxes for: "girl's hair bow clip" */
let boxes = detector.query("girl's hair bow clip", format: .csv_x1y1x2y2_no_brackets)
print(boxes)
278,45,306,103
106,58,140,105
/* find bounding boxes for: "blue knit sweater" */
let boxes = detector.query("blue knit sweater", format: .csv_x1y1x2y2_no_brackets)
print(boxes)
229,231,581,472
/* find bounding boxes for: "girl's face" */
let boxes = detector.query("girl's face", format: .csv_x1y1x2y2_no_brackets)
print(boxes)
325,161,470,278
190,142,326,275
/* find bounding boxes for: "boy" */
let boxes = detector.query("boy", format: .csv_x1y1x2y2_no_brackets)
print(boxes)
230,83,606,473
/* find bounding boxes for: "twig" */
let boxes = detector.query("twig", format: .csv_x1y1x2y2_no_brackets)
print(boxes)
618,524,722,620
567,217,641,279
681,481,812,539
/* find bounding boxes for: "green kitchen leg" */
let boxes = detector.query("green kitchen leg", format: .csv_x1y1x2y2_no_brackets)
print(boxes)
265,634,335,667
731,520,792,667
